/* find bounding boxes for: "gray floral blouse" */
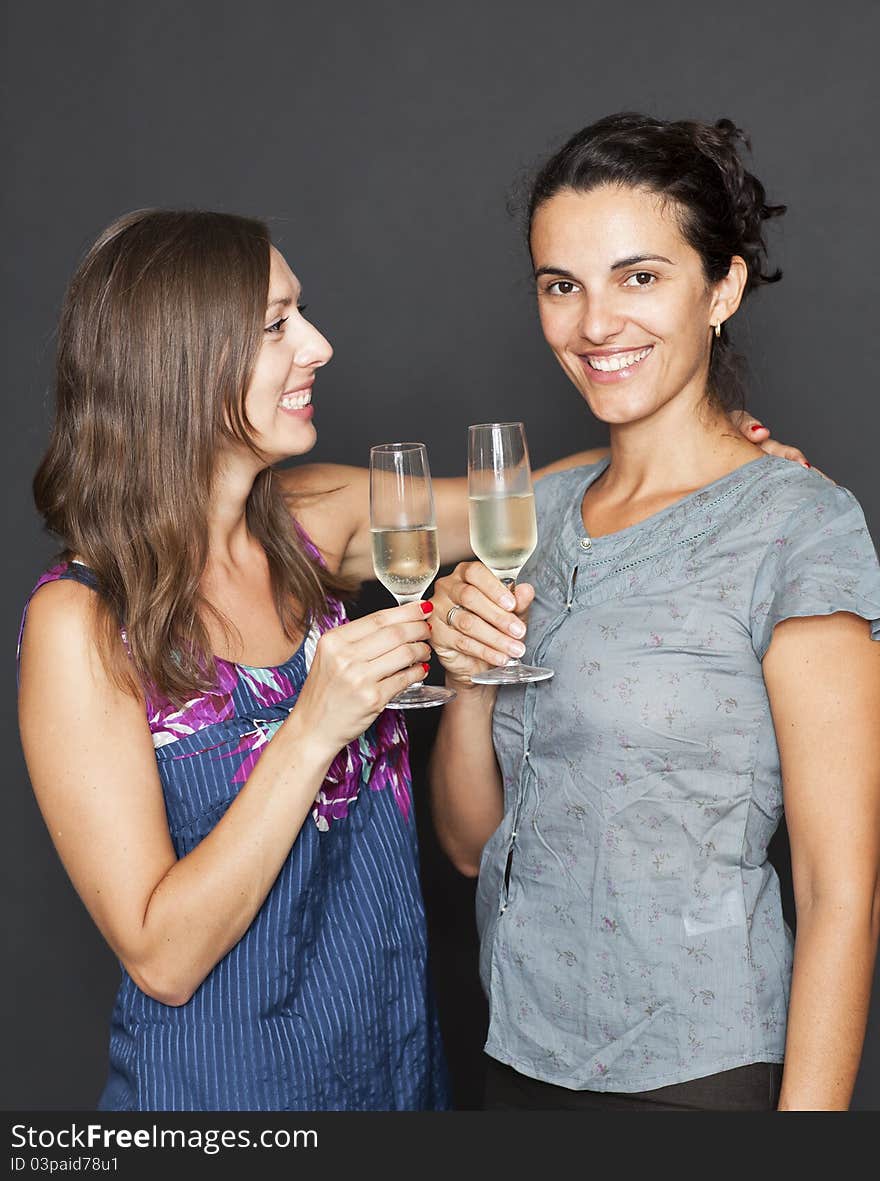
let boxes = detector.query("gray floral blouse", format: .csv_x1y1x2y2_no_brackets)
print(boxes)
479,454,880,1092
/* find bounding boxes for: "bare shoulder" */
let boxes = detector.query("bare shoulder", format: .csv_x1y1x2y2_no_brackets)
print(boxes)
276,463,369,575
18,576,141,717
20,576,100,667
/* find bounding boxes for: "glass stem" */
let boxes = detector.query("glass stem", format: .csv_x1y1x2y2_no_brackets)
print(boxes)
393,594,428,695
500,577,522,668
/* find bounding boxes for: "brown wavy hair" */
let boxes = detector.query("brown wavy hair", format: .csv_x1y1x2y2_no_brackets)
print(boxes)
34,208,352,705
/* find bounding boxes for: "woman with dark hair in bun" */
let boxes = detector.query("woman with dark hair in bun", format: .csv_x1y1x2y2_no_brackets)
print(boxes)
429,114,880,1111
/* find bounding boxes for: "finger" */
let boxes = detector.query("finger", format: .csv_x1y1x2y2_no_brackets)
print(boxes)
425,589,452,617
379,661,433,705
456,581,527,638
758,439,809,465
731,409,769,440
431,625,512,668
353,620,433,662
513,582,535,614
434,603,524,663
332,603,432,651
368,641,433,681
461,562,518,610
342,601,434,640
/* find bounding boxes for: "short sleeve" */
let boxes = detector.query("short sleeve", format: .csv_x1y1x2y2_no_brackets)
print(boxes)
750,483,880,660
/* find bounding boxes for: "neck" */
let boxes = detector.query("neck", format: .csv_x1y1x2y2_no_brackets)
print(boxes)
206,450,267,570
602,381,760,499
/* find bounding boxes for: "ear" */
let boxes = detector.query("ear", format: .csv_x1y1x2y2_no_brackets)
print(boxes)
709,255,748,330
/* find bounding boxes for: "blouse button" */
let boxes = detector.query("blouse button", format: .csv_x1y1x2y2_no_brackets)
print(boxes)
579,536,592,550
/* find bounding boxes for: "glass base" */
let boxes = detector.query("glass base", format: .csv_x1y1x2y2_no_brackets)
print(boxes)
386,684,457,710
470,663,554,685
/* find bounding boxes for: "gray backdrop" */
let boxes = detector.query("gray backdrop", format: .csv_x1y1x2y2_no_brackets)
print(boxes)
4,0,879,1110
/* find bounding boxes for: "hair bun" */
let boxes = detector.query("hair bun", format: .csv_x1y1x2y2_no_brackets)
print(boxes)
695,118,786,291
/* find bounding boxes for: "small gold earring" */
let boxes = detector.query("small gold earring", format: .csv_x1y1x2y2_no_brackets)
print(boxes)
713,322,722,338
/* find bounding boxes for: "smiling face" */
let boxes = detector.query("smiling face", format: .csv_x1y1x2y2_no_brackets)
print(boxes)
240,246,333,463
530,185,745,427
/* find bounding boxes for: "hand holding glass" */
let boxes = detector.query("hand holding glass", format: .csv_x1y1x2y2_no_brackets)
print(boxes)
369,443,455,709
467,422,553,685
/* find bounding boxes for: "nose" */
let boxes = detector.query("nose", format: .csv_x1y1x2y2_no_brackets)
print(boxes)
293,321,333,369
577,291,626,345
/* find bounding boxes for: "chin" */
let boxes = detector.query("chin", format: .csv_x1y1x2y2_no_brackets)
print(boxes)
261,425,318,465
580,387,663,426
285,422,318,453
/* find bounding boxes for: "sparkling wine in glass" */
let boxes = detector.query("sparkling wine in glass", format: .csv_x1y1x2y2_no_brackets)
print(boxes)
467,422,553,685
369,443,455,709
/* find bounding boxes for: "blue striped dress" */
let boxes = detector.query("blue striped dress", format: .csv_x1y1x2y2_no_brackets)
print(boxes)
18,557,450,1111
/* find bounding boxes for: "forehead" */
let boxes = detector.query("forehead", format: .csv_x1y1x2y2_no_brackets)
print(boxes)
267,246,300,298
530,185,689,264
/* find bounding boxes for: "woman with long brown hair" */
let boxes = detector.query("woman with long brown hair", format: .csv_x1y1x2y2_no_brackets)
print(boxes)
17,207,796,1111
18,209,458,1111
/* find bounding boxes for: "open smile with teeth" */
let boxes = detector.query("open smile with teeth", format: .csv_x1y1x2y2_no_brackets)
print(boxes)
279,388,312,409
585,346,653,372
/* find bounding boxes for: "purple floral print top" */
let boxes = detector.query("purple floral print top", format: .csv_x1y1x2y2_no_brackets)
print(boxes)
479,455,880,1093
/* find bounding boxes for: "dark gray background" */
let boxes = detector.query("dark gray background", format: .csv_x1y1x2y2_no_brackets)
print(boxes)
4,0,879,1110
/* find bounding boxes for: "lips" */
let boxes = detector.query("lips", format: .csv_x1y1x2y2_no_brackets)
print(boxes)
585,346,653,372
579,345,654,384
279,384,313,410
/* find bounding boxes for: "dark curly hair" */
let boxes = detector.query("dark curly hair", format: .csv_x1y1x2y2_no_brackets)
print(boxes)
526,113,786,411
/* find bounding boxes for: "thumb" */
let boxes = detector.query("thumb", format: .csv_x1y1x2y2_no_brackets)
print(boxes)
514,582,536,614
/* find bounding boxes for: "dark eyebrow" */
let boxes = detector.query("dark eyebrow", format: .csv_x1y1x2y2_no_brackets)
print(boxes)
610,254,673,270
534,256,674,281
534,266,577,280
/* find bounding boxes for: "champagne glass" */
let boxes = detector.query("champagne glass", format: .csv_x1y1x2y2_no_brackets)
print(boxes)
467,422,553,685
369,443,455,709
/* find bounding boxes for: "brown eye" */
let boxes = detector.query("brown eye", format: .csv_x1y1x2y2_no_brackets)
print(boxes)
624,272,656,288
547,280,578,295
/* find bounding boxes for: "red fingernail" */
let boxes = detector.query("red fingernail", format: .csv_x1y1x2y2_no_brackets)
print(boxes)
749,423,765,432
420,602,433,614
803,462,811,469
422,662,430,673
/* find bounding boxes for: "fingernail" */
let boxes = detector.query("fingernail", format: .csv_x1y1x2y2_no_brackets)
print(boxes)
509,642,526,658
509,621,526,638
749,423,765,432
420,602,433,614
422,662,430,673
802,461,811,469
501,594,516,610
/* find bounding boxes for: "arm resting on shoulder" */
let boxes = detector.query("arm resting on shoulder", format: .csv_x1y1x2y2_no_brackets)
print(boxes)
278,417,805,583
281,451,610,584
763,611,880,1110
